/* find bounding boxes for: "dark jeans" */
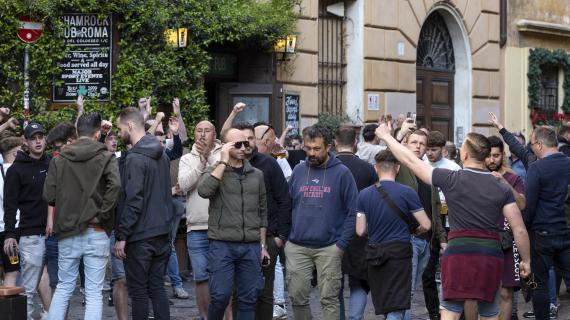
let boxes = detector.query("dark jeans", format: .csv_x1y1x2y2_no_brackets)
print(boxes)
422,239,440,320
209,240,263,320
256,235,279,320
531,230,570,320
124,234,171,320
45,235,59,289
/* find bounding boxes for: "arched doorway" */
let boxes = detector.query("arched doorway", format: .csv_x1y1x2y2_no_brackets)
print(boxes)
416,12,455,141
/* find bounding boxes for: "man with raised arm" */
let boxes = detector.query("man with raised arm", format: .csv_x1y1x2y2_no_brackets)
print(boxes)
374,121,531,320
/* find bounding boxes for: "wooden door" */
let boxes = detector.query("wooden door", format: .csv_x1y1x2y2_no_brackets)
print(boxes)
416,69,454,140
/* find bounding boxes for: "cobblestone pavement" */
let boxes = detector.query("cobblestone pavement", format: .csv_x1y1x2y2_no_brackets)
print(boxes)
30,277,570,319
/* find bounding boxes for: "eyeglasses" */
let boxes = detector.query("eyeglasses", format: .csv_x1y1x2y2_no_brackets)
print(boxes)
253,122,274,140
234,141,250,149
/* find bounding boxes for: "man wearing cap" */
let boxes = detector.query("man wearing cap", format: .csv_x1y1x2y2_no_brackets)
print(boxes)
3,122,52,320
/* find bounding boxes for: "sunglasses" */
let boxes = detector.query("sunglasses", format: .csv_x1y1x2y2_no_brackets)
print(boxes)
253,122,274,140
234,141,250,149
523,274,537,290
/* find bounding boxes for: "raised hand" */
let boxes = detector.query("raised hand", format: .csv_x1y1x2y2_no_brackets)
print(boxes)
233,102,246,113
489,112,504,130
172,98,181,117
169,117,180,135
375,121,392,140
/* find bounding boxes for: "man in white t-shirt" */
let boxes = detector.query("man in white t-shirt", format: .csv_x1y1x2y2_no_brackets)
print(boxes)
0,136,23,286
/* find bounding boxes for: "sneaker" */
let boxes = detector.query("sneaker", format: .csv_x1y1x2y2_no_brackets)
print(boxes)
103,282,112,291
523,311,535,319
273,304,287,319
173,286,189,299
40,311,48,320
550,304,558,319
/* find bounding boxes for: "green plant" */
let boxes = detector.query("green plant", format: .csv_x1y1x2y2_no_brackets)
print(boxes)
317,112,350,135
0,0,298,136
527,48,570,114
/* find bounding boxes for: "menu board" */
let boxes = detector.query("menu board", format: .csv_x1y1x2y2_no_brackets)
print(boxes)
53,13,112,102
284,94,300,136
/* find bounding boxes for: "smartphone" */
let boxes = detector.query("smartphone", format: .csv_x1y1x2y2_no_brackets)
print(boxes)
262,256,270,267
411,112,417,124
406,112,411,118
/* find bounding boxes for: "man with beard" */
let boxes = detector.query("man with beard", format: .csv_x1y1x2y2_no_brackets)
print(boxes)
232,122,292,320
197,128,270,320
397,130,446,320
114,107,174,320
485,136,526,320
3,122,52,320
375,122,531,320
287,124,358,320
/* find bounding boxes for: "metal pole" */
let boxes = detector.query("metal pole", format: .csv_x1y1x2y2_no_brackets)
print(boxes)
23,45,30,126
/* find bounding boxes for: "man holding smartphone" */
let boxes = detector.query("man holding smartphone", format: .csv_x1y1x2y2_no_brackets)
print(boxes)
197,128,270,320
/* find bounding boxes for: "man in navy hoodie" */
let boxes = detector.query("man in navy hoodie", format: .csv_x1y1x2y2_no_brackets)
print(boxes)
525,126,570,320
286,124,358,320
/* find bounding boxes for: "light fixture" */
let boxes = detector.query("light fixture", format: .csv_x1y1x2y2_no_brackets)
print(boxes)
165,27,188,48
274,35,297,61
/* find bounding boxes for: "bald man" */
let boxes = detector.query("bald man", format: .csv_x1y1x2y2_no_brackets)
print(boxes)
178,120,221,318
198,129,270,320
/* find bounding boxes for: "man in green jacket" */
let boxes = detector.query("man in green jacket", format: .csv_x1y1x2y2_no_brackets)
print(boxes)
43,112,121,320
197,128,270,320
395,129,446,320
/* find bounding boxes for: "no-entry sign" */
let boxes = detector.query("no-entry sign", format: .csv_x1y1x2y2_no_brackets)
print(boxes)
17,17,43,43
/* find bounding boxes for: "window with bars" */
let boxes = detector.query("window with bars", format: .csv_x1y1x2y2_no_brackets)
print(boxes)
318,0,346,116
538,65,559,113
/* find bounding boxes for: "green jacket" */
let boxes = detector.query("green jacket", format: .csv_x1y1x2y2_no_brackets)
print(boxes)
43,138,121,239
197,160,268,242
396,165,447,243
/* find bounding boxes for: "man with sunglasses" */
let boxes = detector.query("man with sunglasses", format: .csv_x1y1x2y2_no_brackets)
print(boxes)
3,122,52,320
233,122,292,319
197,128,270,320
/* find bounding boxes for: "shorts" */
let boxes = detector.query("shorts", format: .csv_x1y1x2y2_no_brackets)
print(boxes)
0,232,20,273
440,285,501,317
187,230,209,282
45,235,59,288
109,232,125,281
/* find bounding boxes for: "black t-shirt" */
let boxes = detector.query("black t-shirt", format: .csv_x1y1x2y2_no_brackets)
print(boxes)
416,177,432,240
431,167,515,232
336,153,378,191
232,165,244,175
287,150,306,170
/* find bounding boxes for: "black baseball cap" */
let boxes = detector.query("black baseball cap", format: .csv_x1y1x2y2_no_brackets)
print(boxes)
24,122,46,139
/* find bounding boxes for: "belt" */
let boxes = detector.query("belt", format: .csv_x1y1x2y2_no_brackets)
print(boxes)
88,223,104,232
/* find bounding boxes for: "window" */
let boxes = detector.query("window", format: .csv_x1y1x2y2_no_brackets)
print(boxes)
538,65,559,113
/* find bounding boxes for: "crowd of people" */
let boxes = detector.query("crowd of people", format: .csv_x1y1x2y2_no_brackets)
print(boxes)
0,98,569,320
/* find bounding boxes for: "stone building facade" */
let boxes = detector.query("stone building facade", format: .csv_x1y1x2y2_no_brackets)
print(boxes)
278,0,502,143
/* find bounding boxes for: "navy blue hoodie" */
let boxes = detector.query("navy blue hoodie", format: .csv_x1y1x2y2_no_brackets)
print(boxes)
288,153,358,250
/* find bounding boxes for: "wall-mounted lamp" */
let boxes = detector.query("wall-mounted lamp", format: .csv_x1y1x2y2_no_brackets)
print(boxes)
274,35,297,61
165,28,188,48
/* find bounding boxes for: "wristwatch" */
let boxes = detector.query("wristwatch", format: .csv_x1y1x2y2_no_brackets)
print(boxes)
216,160,229,167
356,212,364,218
261,243,267,249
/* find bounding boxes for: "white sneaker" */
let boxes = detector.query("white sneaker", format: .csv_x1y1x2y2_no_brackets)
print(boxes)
173,286,189,299
40,310,48,320
273,305,287,319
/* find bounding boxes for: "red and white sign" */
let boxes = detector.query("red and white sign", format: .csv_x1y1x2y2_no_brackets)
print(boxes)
17,17,43,43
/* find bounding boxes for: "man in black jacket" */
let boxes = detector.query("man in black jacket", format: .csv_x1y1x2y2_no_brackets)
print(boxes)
234,122,292,319
114,107,174,320
3,122,51,320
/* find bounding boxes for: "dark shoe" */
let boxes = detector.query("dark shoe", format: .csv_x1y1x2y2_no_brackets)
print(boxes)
512,314,519,320
523,311,535,319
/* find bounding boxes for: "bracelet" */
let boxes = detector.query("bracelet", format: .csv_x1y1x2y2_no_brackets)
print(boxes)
216,161,228,167
261,243,267,249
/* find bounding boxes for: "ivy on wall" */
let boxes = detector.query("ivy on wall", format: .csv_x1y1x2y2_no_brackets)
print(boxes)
527,48,570,115
0,0,298,133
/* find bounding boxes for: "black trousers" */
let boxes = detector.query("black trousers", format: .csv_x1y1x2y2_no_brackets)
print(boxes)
422,239,440,320
124,234,171,320
255,235,280,320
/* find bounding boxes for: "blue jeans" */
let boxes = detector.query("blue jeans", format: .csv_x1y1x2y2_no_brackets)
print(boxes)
531,230,570,320
404,236,430,320
45,235,59,289
549,267,557,304
47,228,109,320
187,230,210,282
19,234,46,320
166,241,182,288
386,310,405,320
348,285,368,320
208,240,263,320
